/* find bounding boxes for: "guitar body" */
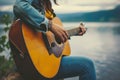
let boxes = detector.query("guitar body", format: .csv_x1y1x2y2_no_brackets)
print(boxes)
9,17,71,79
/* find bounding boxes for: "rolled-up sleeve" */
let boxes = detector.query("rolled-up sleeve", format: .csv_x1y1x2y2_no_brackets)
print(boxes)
13,0,49,32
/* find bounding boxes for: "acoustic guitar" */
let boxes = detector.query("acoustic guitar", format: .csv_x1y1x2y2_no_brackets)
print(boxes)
9,17,81,79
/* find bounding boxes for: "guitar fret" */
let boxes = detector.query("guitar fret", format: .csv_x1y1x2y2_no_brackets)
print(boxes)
66,27,80,37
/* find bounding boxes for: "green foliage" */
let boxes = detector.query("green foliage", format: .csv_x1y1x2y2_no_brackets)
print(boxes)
0,35,10,53
1,14,12,27
0,36,7,52
0,56,14,77
0,14,14,77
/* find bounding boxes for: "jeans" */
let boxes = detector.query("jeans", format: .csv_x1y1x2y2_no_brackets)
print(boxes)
51,56,96,80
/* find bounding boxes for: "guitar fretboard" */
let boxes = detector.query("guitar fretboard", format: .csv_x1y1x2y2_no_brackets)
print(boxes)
65,27,80,37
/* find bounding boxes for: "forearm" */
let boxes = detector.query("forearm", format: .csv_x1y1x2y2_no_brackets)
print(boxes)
13,0,49,32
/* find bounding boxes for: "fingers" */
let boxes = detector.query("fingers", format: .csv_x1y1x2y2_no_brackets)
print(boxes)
60,30,68,43
79,23,87,36
79,27,87,35
55,25,68,43
50,23,68,43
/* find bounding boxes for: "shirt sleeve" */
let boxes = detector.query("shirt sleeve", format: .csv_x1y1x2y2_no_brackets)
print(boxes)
13,0,49,32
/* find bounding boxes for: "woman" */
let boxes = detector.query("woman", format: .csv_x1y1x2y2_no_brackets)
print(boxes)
13,0,96,80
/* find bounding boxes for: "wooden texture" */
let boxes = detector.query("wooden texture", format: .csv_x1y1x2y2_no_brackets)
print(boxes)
22,17,71,78
9,17,71,79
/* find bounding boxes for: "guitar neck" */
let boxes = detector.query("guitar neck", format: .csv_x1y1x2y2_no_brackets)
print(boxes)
66,27,80,37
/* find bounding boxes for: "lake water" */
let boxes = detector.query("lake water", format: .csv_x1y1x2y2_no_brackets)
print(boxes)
0,22,120,80
64,22,120,80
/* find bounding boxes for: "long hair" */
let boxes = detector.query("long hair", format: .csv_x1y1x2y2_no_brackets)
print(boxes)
43,0,58,12
53,0,58,5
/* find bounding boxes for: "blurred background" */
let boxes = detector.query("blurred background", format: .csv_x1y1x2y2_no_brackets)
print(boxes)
0,0,120,80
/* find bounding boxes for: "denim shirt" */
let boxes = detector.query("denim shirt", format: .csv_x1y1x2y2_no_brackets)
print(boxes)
13,0,51,32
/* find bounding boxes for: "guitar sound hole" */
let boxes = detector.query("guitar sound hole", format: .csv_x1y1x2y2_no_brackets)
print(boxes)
55,36,61,44
51,42,56,47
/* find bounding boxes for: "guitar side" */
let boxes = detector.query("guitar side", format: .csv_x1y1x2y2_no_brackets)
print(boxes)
22,17,71,78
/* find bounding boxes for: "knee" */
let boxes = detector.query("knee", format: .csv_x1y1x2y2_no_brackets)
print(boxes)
81,57,95,70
